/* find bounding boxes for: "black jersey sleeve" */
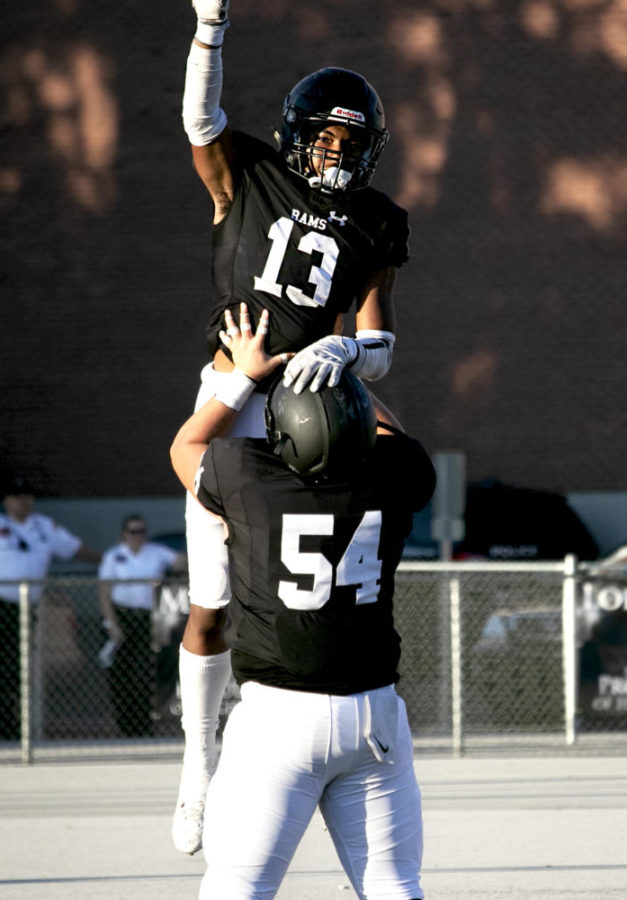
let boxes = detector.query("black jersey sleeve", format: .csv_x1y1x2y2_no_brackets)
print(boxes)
376,202,410,270
350,189,410,271
195,445,226,518
374,431,436,513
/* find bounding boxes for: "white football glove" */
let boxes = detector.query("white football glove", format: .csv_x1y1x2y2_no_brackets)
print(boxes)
192,0,229,24
283,330,396,394
283,336,358,394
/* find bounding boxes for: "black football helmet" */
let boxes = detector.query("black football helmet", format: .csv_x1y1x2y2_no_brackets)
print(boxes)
264,371,377,479
279,67,389,192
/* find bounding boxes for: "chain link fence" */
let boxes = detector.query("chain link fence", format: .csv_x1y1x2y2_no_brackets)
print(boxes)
1,558,626,763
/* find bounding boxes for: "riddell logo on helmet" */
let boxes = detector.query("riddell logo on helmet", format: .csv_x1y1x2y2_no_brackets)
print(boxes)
330,107,366,124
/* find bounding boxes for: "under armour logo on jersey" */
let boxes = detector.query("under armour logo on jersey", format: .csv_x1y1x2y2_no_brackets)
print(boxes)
328,210,348,227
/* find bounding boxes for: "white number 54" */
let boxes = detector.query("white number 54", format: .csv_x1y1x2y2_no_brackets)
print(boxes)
278,512,382,611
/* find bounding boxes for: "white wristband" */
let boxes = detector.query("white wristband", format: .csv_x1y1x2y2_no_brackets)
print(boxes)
348,330,396,381
213,369,256,411
195,19,229,46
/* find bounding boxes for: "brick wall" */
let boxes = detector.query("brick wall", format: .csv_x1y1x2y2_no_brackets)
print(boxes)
2,0,626,496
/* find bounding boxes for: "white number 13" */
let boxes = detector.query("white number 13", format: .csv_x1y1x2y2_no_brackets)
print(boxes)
278,512,382,611
253,217,339,308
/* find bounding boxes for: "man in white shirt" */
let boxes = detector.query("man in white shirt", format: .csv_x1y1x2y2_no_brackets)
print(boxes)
0,473,101,741
98,514,187,737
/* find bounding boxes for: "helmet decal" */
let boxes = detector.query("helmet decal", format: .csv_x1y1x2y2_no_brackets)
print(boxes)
329,107,366,125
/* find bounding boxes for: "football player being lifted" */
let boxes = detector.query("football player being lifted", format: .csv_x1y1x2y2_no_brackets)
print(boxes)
174,0,411,855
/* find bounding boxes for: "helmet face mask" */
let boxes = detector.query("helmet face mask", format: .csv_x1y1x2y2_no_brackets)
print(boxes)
279,68,389,192
302,122,371,190
264,372,377,480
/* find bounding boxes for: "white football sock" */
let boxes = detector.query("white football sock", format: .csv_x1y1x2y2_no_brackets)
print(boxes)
178,646,232,794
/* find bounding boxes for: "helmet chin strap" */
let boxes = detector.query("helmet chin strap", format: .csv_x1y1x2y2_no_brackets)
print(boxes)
307,166,352,190
272,434,290,458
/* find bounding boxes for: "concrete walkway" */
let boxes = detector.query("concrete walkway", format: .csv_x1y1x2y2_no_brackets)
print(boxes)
1,754,626,898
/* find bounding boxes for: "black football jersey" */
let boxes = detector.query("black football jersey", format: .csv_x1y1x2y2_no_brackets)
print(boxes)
206,132,410,366
196,432,435,694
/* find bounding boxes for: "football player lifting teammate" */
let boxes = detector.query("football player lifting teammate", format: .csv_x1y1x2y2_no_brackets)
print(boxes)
170,304,434,899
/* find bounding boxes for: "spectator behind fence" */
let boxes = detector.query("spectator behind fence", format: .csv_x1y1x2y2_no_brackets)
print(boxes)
0,473,102,741
98,515,187,737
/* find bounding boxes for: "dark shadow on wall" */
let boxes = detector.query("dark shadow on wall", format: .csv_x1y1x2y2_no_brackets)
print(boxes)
2,0,626,494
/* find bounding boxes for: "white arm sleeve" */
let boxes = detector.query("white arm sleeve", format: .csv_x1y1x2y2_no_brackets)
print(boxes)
349,329,396,381
182,41,228,146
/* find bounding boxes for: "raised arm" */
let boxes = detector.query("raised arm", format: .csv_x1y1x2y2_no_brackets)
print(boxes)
182,0,237,223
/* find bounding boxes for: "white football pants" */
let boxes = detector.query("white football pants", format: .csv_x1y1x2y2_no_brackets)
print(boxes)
200,682,424,900
186,362,267,610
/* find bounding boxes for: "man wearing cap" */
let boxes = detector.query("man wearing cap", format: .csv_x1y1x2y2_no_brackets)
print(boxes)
0,474,101,740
